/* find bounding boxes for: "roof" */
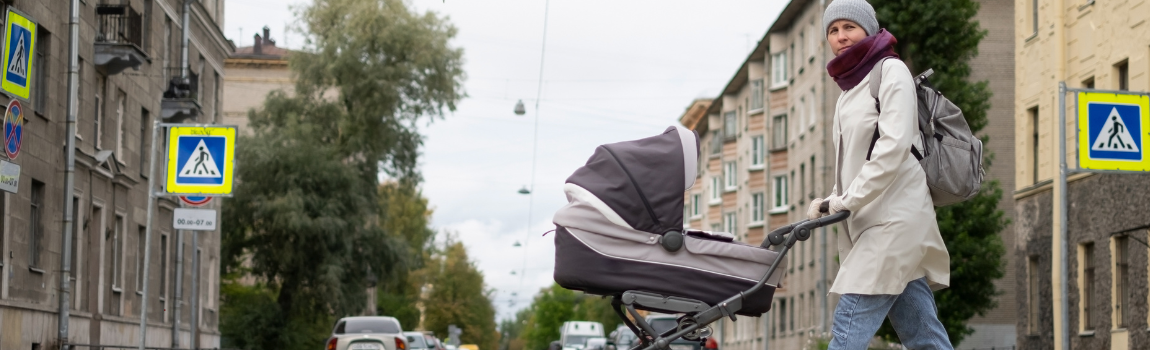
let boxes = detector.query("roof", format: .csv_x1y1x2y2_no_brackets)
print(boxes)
768,0,815,34
678,99,712,133
704,32,770,116
232,44,291,59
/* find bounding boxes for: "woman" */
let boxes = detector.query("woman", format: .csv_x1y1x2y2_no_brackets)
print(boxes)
807,0,953,348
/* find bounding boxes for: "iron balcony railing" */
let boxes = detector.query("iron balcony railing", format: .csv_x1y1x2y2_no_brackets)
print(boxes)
96,4,144,49
163,67,200,100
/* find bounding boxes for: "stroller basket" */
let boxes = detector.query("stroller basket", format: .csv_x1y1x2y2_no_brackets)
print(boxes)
551,126,851,350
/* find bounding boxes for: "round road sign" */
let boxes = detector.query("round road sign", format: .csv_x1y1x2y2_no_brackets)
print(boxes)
179,195,212,207
4,99,23,159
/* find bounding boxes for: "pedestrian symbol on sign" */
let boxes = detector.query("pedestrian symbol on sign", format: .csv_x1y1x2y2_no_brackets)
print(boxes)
1086,102,1142,162
6,34,25,79
174,135,226,186
180,140,221,177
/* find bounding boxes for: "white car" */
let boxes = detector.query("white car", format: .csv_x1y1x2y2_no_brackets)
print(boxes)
326,316,407,350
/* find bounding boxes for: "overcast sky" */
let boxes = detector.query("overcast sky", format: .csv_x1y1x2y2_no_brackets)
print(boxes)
225,0,789,323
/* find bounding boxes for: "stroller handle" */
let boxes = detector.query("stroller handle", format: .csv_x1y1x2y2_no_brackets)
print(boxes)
761,210,850,248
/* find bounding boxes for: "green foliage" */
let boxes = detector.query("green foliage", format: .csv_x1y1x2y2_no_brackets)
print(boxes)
870,0,1008,346
376,182,439,327
514,285,622,350
221,0,465,349
423,237,500,350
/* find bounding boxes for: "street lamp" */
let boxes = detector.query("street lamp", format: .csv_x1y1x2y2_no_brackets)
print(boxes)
514,100,526,116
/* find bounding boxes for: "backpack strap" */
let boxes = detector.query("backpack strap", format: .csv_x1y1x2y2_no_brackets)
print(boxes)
864,58,888,161
864,57,925,162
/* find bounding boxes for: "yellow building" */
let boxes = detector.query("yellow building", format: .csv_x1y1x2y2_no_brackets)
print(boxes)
223,26,292,133
1013,0,1150,349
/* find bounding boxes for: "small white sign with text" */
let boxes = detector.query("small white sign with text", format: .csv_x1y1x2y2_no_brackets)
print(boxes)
173,208,217,230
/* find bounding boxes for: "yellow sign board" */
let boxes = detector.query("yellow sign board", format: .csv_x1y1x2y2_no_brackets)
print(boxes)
166,126,236,195
1077,92,1150,171
1,9,35,100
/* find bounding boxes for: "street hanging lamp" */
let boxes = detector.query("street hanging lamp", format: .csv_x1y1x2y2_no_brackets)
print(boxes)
514,99,526,115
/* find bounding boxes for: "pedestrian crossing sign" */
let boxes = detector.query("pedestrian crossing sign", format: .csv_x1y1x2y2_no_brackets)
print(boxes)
1078,92,1150,171
166,126,236,195
1,9,36,100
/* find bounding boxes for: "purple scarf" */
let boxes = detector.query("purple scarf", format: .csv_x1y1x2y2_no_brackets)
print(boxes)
826,29,899,91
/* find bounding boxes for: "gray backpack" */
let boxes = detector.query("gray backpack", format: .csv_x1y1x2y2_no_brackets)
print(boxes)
866,58,984,206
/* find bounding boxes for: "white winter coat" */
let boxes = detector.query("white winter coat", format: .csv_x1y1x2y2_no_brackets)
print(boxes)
829,59,950,295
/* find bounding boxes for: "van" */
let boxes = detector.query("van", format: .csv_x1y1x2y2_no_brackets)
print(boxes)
559,321,605,350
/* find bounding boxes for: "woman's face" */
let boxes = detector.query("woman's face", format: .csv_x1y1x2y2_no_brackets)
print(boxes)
826,19,868,56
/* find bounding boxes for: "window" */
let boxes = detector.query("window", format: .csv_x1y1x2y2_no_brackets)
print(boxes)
691,194,701,217
778,299,787,333
1115,60,1129,91
751,135,764,168
163,16,172,83
751,79,764,110
34,26,50,114
810,155,817,199
724,161,737,191
809,88,817,128
1030,0,1038,37
1114,236,1129,328
771,115,787,149
772,176,788,211
76,61,84,139
1080,242,1095,331
160,234,168,297
137,226,146,292
710,223,721,233
214,72,221,123
710,130,721,155
30,180,45,268
723,111,737,140
70,197,81,280
1028,255,1040,335
116,90,126,164
796,98,805,135
140,108,149,176
751,193,764,224
710,177,721,204
771,52,787,86
94,74,105,149
112,215,124,290
724,212,736,234
800,163,806,205
1030,107,1040,184
1082,76,1095,89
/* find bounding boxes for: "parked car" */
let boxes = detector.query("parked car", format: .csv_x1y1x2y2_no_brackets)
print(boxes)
644,314,701,350
459,344,479,350
607,325,637,350
444,344,458,350
422,333,446,350
560,321,605,350
404,332,432,350
326,316,407,350
583,337,608,350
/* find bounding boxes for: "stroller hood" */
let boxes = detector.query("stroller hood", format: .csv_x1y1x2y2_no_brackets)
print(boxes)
565,126,699,235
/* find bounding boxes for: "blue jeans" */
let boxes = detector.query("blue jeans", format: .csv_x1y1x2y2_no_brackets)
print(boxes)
828,277,952,350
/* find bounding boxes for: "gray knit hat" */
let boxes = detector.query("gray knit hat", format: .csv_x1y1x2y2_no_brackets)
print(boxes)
822,0,879,37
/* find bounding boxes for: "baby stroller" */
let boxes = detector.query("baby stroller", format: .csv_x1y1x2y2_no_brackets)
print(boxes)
552,126,849,350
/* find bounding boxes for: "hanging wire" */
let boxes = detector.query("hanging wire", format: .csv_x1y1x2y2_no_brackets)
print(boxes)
519,0,550,289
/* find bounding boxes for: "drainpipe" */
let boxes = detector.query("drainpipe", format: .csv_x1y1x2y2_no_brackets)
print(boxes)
59,0,81,347
181,0,191,78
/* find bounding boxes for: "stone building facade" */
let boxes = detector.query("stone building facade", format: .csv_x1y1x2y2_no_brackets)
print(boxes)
0,0,230,349
684,0,1019,348
1013,0,1150,349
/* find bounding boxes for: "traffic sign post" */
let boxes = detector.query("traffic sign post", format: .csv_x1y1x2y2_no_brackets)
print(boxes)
165,125,236,196
4,99,23,159
1,9,36,100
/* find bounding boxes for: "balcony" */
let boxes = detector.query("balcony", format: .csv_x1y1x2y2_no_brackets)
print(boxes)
94,4,148,75
161,67,201,122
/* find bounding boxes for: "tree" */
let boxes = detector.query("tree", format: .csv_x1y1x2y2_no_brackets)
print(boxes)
376,181,438,328
221,0,465,348
423,237,500,350
516,285,622,350
870,0,1009,346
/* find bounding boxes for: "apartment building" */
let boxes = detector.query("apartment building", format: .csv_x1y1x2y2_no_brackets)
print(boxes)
0,0,230,349
685,0,1018,348
223,26,291,133
1013,0,1150,349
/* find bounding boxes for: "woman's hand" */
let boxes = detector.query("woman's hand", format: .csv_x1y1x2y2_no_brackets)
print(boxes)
825,195,847,215
807,198,827,220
